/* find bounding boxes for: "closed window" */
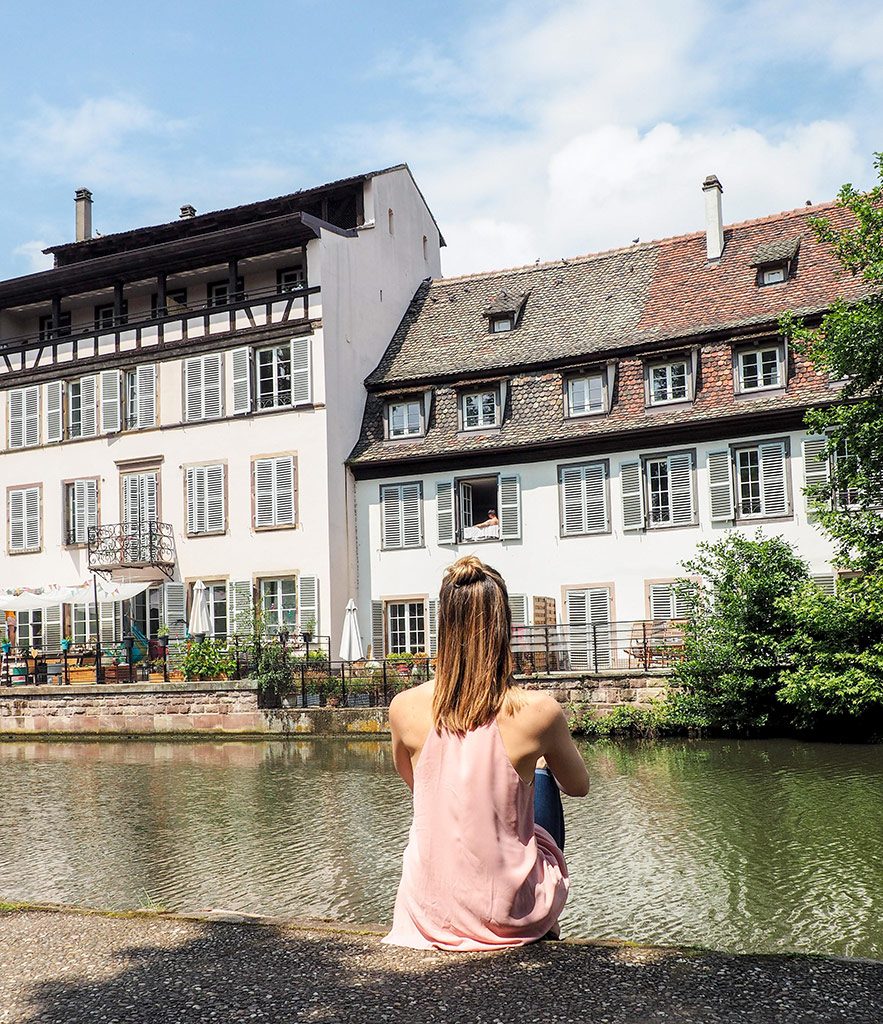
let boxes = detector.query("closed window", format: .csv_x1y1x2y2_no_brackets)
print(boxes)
731,441,789,519
73,605,97,645
759,265,786,286
205,583,228,637
16,609,42,649
648,361,689,404
559,462,609,536
123,365,157,430
260,578,296,633
186,464,226,535
565,587,611,670
67,376,98,438
253,456,296,528
620,452,696,531
65,479,98,545
151,288,188,317
256,339,311,409
8,386,40,449
387,400,422,438
738,345,783,391
566,373,605,416
381,482,423,549
8,486,41,552
208,277,244,307
490,314,514,333
276,266,305,293
184,354,223,421
462,390,499,430
38,311,71,340
94,301,128,329
387,601,425,654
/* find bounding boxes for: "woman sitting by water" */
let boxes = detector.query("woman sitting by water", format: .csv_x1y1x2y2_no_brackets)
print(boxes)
383,554,590,951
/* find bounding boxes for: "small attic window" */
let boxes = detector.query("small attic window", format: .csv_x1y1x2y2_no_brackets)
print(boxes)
483,291,528,333
490,314,514,333
751,236,800,287
759,265,787,286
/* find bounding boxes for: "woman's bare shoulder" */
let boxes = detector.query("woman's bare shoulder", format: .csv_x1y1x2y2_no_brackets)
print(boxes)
506,687,563,727
389,681,434,720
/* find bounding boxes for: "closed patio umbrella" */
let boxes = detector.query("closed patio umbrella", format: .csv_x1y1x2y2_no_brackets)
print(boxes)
338,598,364,662
188,580,212,640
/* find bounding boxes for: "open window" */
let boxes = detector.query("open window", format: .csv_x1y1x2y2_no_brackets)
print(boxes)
436,473,521,543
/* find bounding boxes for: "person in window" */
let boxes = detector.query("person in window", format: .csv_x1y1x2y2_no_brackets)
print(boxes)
383,554,589,950
474,509,499,530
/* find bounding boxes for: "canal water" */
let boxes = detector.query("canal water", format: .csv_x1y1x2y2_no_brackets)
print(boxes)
1,737,881,958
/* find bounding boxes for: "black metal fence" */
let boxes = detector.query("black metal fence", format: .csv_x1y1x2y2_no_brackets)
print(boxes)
511,620,687,674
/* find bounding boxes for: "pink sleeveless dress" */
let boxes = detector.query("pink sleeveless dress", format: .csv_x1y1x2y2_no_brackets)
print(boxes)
383,719,569,951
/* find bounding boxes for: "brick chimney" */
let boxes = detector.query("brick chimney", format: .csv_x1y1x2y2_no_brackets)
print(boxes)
702,174,724,261
179,204,196,219
75,187,93,242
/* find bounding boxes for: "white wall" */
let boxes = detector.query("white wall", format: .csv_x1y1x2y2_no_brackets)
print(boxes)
355,426,838,635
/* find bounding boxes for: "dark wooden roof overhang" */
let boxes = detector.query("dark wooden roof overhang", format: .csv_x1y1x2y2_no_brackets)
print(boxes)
0,212,335,308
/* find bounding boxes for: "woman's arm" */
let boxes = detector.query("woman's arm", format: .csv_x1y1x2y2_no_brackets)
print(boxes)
389,692,415,792
539,700,590,797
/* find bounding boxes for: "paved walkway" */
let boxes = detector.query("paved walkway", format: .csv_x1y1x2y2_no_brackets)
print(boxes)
1,907,881,1023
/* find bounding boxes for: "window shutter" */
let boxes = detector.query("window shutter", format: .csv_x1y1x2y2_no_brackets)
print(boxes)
163,583,186,639
232,347,252,414
45,381,64,443
99,602,118,644
73,480,87,544
9,490,24,551
184,357,203,421
802,436,830,501
290,337,311,405
588,587,611,669
101,370,121,433
649,584,674,620
254,459,275,527
560,465,587,535
566,589,589,670
381,486,402,549
759,441,788,516
186,468,200,534
8,389,24,448
25,488,40,550
136,364,156,428
275,457,295,525
668,452,695,525
229,581,254,635
123,474,139,526
436,481,455,545
620,461,645,531
371,601,385,659
708,450,735,522
144,473,158,524
428,598,438,657
76,375,96,437
401,483,423,548
812,574,837,596
206,464,225,534
44,605,62,651
203,354,223,419
673,582,695,619
584,462,608,533
298,576,319,634
24,386,39,447
84,479,98,543
498,474,521,540
508,594,528,627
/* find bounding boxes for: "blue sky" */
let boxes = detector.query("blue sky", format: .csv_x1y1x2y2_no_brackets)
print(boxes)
0,0,880,278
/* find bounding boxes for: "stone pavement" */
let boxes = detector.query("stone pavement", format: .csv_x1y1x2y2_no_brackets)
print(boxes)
1,906,882,1023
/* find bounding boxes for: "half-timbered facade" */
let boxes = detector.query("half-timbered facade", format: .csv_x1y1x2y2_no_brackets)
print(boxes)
0,165,442,649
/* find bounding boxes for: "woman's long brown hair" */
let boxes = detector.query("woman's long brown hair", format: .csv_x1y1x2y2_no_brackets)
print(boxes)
432,554,520,733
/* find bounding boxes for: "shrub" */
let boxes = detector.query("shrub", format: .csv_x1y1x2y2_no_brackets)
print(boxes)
181,639,236,682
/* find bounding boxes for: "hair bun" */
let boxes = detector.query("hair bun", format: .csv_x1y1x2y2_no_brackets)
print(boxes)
446,555,486,586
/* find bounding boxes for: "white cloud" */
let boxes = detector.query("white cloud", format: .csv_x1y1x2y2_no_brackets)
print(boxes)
12,240,53,274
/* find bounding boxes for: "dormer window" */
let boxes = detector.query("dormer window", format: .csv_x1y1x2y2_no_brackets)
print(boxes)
483,292,528,333
645,354,695,406
387,399,423,438
490,314,514,333
752,236,800,287
462,388,500,430
565,363,613,418
736,343,785,393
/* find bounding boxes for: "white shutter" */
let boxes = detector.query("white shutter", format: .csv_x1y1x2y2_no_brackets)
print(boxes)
229,581,254,635
232,347,252,414
436,480,455,545
24,386,39,447
673,583,694,620
759,441,788,516
560,465,586,535
25,488,40,550
802,436,830,517
371,600,385,658
80,375,97,436
275,457,295,525
566,589,589,670
101,370,121,433
254,459,275,527
588,588,611,669
99,601,118,645
44,605,63,651
72,480,88,544
123,474,139,527
298,576,319,634
812,574,837,596
508,594,528,626
498,474,521,540
584,462,608,533
668,452,695,525
9,490,24,551
144,473,158,524
186,468,200,534
621,462,645,531
290,337,311,406
8,389,24,448
84,479,98,543
184,357,203,421
203,354,223,419
136,364,156,428
650,584,674,620
163,583,187,639
428,598,438,657
381,485,402,549
206,464,225,533
708,450,735,522
45,381,64,443
401,483,423,548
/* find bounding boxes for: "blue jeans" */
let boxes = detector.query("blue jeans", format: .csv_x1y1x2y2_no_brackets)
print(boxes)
534,768,565,851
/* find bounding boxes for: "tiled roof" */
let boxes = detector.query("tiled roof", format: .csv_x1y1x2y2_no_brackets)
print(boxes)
351,201,865,470
750,236,801,267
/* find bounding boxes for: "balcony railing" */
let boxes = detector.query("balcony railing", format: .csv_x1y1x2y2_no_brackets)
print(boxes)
0,282,319,374
511,620,688,674
87,522,175,576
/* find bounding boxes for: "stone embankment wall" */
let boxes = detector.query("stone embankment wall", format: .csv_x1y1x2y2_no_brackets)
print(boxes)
0,672,670,737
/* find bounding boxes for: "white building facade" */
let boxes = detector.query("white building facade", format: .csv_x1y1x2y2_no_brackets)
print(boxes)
0,165,442,651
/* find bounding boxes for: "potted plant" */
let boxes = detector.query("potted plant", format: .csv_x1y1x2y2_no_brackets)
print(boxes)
301,618,316,645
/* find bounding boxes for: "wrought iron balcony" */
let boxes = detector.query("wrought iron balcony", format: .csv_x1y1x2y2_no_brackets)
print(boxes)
87,522,176,578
